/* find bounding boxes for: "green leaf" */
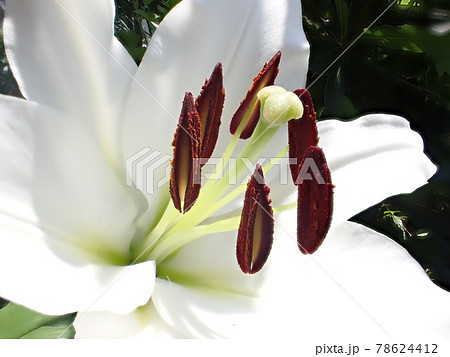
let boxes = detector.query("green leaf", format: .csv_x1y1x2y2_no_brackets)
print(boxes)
363,24,450,76
335,0,349,39
114,0,181,64
135,9,157,23
0,302,76,339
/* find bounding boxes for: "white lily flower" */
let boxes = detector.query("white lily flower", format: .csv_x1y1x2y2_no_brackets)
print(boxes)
1,0,449,340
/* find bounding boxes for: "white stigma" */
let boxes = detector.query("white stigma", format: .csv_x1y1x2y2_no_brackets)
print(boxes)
257,85,304,124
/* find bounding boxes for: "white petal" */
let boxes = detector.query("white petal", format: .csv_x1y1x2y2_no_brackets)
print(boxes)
0,96,153,314
321,223,450,338
157,231,264,297
0,212,155,315
74,301,185,339
152,229,279,338
0,96,143,257
269,214,450,339
120,0,309,226
151,279,263,338
318,114,436,223
4,0,136,167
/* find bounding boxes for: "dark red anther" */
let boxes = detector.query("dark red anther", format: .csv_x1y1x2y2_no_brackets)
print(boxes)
297,146,333,254
196,63,225,163
236,164,274,274
230,52,281,139
288,89,319,184
169,92,201,213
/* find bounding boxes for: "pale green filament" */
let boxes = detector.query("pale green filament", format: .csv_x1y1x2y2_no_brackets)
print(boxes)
144,145,291,264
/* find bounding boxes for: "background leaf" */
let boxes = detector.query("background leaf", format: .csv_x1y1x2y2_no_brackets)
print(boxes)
335,0,350,39
0,1,20,97
115,0,181,64
0,302,76,339
363,24,450,77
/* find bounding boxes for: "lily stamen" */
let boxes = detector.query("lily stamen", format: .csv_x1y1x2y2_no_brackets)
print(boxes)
229,51,281,139
169,92,201,213
288,89,319,184
296,146,333,254
195,62,225,162
169,63,225,213
236,164,274,274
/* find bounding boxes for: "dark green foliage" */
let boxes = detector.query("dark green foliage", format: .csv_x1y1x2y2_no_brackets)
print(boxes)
0,2,21,97
115,0,182,64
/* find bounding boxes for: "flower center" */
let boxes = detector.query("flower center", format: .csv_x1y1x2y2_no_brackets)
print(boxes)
130,52,333,278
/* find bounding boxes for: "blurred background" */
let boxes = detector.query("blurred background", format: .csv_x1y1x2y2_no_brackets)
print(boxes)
0,0,448,291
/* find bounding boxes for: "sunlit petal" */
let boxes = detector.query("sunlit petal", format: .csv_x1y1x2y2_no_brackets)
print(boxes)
157,230,264,298
151,279,262,338
74,302,184,339
266,217,450,339
0,96,155,314
0,213,155,315
4,0,136,168
318,114,435,223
